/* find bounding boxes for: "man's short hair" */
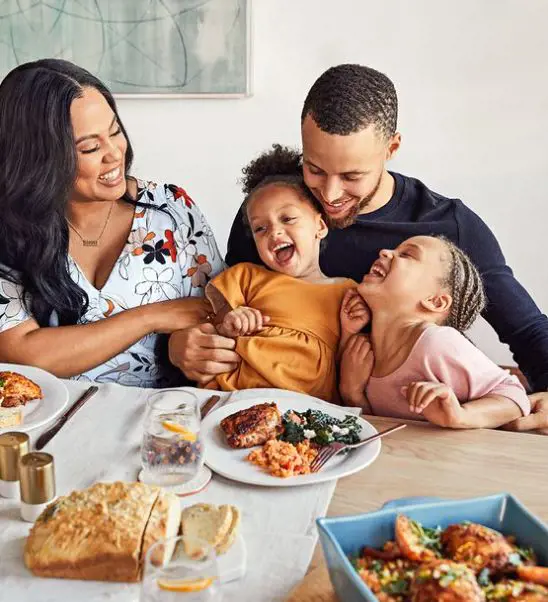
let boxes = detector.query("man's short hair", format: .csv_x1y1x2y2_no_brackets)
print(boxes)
301,64,398,139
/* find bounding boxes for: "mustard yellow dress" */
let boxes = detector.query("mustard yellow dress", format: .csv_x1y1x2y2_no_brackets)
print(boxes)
205,262,356,402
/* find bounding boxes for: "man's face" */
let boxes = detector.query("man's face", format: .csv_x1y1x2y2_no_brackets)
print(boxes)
301,115,400,228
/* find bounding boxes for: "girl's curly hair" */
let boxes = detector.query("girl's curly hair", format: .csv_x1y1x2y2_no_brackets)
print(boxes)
240,144,323,220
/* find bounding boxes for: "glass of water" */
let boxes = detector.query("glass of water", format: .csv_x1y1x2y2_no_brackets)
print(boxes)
140,535,221,602
141,389,204,487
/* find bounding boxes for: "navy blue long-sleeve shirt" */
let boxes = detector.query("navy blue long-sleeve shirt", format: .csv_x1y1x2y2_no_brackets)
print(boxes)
226,172,548,392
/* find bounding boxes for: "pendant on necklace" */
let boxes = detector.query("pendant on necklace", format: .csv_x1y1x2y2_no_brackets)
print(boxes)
83,240,98,247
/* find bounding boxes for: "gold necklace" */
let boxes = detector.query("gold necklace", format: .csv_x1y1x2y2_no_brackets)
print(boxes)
67,202,115,247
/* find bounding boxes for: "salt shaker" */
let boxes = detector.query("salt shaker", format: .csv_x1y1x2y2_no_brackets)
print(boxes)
0,432,30,498
19,452,56,522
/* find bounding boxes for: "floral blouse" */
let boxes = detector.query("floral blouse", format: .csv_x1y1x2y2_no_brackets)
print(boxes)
0,180,225,387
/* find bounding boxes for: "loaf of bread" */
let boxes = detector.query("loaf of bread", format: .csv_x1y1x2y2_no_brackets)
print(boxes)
24,481,180,582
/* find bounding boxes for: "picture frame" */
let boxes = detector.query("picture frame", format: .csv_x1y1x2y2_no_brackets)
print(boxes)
0,0,252,98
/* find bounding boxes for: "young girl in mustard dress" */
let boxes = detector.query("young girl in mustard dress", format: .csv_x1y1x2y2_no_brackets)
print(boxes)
204,145,356,401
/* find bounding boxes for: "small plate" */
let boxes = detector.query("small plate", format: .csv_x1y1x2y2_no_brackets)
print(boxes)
201,396,381,487
0,363,69,434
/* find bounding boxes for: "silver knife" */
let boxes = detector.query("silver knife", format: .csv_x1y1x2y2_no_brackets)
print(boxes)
35,386,99,450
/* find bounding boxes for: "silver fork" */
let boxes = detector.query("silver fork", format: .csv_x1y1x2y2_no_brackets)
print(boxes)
309,423,407,473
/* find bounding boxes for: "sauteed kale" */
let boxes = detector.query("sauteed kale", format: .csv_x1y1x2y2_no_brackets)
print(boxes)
279,409,361,446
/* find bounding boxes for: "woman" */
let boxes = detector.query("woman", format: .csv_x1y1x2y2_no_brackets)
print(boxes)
0,59,224,387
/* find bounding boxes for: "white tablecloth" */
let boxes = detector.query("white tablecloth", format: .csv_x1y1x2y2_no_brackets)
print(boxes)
0,382,344,602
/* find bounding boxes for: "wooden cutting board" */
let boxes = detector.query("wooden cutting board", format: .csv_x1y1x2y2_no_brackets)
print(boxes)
285,565,339,602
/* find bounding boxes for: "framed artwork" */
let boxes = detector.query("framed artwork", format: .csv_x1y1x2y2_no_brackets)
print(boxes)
0,0,252,98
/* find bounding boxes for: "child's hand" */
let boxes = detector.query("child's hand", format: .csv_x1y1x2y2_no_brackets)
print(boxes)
402,382,464,428
339,334,375,408
217,306,269,338
340,288,371,335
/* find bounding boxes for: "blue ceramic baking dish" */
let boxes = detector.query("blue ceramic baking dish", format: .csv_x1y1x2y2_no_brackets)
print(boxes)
317,494,548,602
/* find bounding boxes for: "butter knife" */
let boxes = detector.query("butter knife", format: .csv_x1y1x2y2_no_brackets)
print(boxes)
35,385,99,450
200,394,221,419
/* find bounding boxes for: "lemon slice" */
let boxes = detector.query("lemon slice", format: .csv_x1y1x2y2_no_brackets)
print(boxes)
157,576,215,592
161,420,197,442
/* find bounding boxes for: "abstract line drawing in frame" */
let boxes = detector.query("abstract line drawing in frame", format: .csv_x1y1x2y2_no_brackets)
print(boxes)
0,0,251,98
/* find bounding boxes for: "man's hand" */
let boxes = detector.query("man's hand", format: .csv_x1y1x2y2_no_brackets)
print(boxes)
339,334,374,408
403,381,464,428
168,323,240,385
500,391,548,435
340,289,371,336
217,306,269,338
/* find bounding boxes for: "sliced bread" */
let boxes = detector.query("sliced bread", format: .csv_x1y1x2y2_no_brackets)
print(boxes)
180,503,233,557
216,505,241,555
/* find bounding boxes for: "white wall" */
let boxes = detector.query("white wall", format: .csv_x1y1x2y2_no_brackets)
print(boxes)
117,0,548,366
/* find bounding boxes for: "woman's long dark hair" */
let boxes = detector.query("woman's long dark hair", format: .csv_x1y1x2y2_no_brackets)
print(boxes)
0,59,135,326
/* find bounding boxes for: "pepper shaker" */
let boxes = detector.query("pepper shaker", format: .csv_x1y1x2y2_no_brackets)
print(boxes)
0,432,30,498
19,452,56,522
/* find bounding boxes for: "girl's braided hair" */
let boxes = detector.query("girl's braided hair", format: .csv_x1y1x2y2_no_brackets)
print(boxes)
240,144,323,224
438,237,487,332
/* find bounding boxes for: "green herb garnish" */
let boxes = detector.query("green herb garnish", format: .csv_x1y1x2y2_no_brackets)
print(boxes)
410,519,443,556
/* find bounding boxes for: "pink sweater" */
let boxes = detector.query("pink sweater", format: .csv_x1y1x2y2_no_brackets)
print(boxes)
366,325,530,420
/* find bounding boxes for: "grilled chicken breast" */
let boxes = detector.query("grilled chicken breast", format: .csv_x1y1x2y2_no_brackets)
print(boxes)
220,403,282,448
0,371,43,408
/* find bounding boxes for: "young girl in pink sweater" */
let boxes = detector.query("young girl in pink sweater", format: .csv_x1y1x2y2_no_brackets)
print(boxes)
339,235,530,428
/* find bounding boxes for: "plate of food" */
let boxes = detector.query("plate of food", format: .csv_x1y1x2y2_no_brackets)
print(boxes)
201,397,381,487
0,363,69,433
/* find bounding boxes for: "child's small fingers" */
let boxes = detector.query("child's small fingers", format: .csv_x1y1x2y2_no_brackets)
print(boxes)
416,389,438,412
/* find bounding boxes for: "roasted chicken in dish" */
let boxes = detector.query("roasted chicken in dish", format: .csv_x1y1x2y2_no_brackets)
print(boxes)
442,523,515,573
410,560,485,602
0,371,43,408
220,402,282,448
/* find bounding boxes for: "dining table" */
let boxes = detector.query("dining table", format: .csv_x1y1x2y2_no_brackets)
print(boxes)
0,381,547,602
287,415,548,601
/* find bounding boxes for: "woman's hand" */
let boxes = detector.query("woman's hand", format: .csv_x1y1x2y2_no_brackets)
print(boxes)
340,289,370,336
152,297,211,334
403,381,464,428
339,334,375,408
217,306,270,338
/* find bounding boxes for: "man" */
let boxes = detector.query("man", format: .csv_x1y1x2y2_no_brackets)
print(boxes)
170,64,548,432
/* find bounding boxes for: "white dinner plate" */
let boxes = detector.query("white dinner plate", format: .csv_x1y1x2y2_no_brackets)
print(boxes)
0,363,69,434
201,396,380,487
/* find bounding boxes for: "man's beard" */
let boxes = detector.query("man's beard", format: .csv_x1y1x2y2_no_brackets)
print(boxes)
324,174,383,229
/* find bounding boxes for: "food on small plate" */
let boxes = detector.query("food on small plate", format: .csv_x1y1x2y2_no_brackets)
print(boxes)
220,402,282,449
0,406,23,428
180,503,241,557
0,371,43,428
220,403,363,479
350,515,548,602
0,371,43,408
24,481,179,582
247,439,318,478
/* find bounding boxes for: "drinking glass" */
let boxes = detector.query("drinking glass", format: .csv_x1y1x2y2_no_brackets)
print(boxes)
140,536,221,601
141,389,204,487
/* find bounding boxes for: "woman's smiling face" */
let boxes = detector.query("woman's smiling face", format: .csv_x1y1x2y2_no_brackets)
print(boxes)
70,87,128,203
